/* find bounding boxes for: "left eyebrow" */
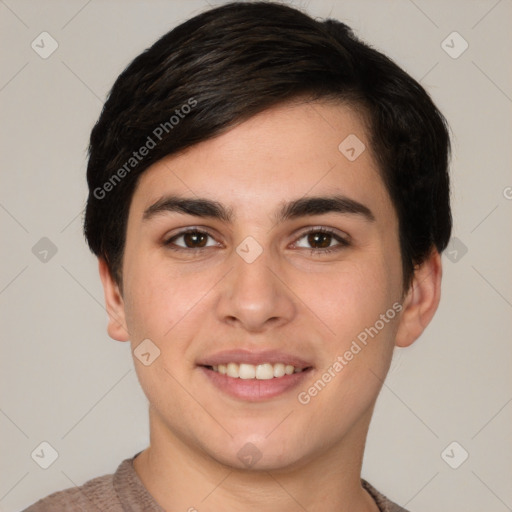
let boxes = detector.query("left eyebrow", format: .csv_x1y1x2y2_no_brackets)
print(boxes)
142,194,375,223
274,195,375,223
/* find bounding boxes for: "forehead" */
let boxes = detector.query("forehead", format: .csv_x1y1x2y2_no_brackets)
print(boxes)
129,100,392,221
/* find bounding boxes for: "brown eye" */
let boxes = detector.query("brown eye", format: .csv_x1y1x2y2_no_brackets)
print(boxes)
294,228,350,253
307,232,333,249
182,231,208,248
164,229,218,250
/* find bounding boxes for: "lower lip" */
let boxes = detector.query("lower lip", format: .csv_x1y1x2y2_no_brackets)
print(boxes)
199,366,312,402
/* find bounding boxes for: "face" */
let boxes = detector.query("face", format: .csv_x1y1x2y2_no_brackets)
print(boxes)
106,100,411,471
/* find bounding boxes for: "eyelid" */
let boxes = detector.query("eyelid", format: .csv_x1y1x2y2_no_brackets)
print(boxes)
163,226,222,248
291,226,351,246
163,225,351,252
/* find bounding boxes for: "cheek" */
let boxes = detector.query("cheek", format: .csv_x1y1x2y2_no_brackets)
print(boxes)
121,264,207,397
124,268,199,338
298,254,401,413
304,255,397,344
122,251,223,361
293,259,399,424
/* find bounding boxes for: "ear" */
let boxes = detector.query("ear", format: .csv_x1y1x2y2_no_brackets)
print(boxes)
98,258,130,342
395,249,442,348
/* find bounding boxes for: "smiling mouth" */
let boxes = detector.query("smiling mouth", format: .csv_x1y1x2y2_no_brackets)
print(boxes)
202,362,312,380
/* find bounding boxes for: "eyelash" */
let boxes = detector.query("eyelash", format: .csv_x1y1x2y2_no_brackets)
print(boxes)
163,227,350,256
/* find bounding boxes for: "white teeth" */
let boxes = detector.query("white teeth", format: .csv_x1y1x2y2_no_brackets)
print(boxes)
209,362,307,379
256,363,274,380
273,363,285,378
226,363,239,378
239,363,256,379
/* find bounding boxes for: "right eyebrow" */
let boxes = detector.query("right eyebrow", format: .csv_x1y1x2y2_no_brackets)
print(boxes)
143,196,234,223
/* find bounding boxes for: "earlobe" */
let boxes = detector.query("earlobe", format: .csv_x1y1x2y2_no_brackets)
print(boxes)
98,258,130,342
395,249,442,348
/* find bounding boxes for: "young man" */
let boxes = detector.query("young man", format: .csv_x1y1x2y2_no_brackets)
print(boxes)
24,1,451,511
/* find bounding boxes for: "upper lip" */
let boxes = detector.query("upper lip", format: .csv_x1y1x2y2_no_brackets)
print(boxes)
197,349,313,369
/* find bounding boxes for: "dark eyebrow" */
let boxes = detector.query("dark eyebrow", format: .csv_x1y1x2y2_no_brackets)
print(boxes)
142,194,375,223
274,195,375,223
143,196,234,223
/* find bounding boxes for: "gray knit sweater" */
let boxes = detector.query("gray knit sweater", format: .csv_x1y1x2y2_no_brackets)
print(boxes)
22,452,409,511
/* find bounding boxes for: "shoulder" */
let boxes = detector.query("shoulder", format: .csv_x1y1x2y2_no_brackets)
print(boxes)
21,466,121,512
362,479,410,512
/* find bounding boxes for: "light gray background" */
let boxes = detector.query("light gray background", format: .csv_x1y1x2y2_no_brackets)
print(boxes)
1,1,511,510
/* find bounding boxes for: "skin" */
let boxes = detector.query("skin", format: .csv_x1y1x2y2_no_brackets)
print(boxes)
99,100,442,512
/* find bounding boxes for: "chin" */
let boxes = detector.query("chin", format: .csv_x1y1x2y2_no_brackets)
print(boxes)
205,432,310,473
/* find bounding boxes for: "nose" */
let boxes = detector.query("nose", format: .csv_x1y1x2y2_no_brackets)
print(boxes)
214,243,296,333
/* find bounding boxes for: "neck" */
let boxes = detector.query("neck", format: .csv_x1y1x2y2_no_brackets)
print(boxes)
133,406,379,512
